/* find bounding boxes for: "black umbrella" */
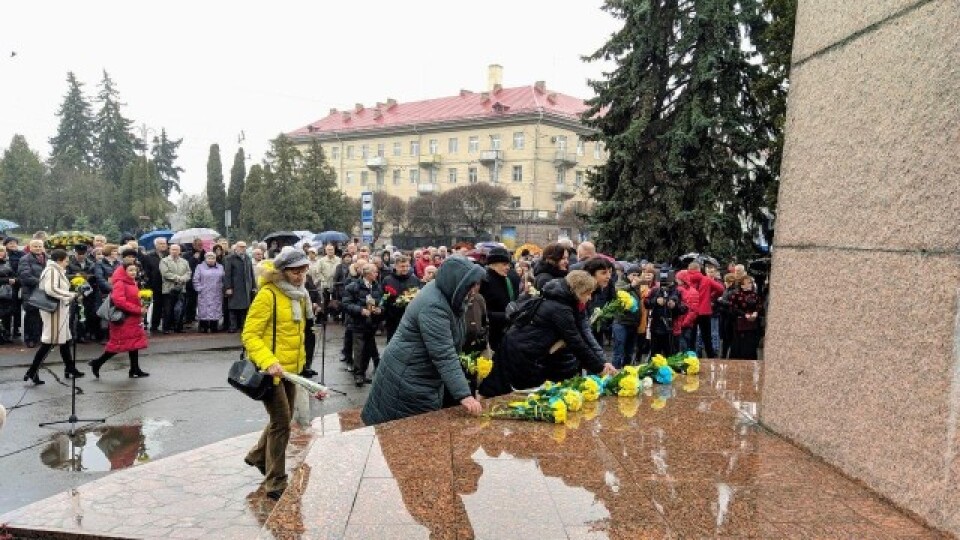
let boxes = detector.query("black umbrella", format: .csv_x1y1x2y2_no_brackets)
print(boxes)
675,252,699,268
262,231,300,246
699,255,720,268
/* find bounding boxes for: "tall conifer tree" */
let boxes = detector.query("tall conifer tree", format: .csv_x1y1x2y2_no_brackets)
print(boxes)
93,71,139,186
583,0,783,261
49,72,96,171
0,135,47,230
206,144,227,232
151,129,185,197
301,140,349,232
227,148,246,228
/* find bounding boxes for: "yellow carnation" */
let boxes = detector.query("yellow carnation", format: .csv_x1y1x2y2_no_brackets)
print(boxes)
580,378,600,402
623,365,639,377
476,356,493,381
70,276,87,288
138,289,154,299
562,389,584,412
617,375,640,397
684,357,700,375
652,354,668,368
551,400,567,424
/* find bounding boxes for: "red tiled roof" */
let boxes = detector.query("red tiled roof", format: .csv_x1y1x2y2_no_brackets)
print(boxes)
289,84,590,137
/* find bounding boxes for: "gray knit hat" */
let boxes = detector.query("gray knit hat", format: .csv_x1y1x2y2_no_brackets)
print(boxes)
273,246,309,270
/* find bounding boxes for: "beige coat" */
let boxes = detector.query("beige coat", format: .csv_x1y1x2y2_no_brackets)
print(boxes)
316,255,340,289
39,262,76,345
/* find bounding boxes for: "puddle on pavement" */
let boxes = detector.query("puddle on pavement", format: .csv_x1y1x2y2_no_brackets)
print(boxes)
40,419,172,472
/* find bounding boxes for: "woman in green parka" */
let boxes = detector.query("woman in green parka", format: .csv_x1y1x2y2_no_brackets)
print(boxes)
361,255,485,425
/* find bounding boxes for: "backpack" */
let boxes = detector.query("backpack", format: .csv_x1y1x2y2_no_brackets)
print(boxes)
504,294,544,329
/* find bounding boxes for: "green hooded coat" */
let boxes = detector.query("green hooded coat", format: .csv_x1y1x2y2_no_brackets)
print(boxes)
361,256,485,425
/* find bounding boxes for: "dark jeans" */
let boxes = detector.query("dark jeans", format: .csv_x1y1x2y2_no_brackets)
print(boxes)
341,327,354,361
695,315,717,358
150,292,166,330
303,321,316,370
229,309,248,332
650,333,674,357
612,323,637,368
185,287,198,323
246,379,297,493
163,291,185,332
352,329,379,378
23,307,42,343
678,327,696,353
635,335,650,362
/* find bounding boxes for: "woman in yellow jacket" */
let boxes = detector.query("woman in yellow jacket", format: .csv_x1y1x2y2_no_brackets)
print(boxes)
241,247,312,500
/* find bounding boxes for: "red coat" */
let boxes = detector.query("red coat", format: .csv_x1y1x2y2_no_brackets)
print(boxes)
689,270,724,316
106,266,148,353
674,283,700,335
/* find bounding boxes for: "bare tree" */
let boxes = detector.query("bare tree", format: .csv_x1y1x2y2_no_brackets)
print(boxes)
445,183,511,236
375,193,407,242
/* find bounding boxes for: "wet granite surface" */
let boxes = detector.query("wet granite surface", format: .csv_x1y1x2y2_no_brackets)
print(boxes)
1,361,948,539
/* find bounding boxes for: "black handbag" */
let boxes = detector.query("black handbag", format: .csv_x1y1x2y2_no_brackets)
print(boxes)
228,291,276,401
26,287,58,313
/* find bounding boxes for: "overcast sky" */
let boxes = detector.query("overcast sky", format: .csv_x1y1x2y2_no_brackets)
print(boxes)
0,1,619,197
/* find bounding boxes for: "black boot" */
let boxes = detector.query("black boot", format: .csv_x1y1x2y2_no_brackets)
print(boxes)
128,351,149,378
62,345,85,379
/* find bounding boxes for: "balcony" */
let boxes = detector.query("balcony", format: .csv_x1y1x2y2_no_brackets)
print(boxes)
365,156,388,170
552,184,578,200
417,183,437,194
479,149,504,164
418,154,442,168
501,209,558,222
553,151,578,168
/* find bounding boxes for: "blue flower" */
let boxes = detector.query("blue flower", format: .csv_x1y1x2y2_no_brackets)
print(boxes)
654,366,674,384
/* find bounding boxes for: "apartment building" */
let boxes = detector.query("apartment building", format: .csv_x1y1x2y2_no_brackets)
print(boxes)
288,65,604,245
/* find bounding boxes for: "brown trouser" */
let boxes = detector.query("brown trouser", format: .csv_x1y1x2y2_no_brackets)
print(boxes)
246,379,297,492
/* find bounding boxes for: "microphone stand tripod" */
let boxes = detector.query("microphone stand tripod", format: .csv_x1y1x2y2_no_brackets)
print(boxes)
314,317,345,396
39,296,106,435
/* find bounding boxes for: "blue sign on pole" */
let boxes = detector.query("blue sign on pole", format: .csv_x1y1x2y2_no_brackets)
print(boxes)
360,191,375,244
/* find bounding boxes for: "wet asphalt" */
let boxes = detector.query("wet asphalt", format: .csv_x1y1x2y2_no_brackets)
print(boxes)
0,322,378,515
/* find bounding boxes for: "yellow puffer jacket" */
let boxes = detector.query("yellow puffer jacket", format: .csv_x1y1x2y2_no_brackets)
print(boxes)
241,283,307,381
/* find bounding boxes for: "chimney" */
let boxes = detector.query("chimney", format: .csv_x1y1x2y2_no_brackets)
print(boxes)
376,101,385,109
355,103,364,112
534,81,546,94
328,107,338,115
480,91,490,103
547,92,558,105
487,64,503,92
459,89,472,98
386,98,397,109
341,111,352,122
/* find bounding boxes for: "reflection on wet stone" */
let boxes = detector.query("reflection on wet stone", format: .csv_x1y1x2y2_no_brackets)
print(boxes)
1,361,947,539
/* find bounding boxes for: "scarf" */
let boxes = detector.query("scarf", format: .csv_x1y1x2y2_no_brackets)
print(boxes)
276,280,309,321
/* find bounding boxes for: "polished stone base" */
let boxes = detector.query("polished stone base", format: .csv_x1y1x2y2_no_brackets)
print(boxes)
1,361,946,539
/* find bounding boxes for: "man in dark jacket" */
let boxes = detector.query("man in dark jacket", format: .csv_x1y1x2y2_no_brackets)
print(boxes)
67,244,97,342
342,263,383,386
532,243,568,290
361,256,484,425
478,247,519,353
223,242,256,333
644,274,685,357
142,238,169,332
380,255,419,342
3,237,24,338
582,257,616,347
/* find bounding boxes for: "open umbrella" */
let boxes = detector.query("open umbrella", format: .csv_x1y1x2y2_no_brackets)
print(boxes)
139,229,175,249
0,219,19,232
312,231,349,245
263,231,301,247
47,231,95,249
169,228,219,245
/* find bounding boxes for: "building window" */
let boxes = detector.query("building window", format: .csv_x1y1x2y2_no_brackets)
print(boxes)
377,143,385,157
576,139,584,156
594,142,602,159
361,144,369,159
410,169,420,184
512,165,523,183
411,141,420,156
428,168,438,183
468,167,478,184
376,171,385,186
331,146,340,160
513,132,525,149
392,142,401,156
490,134,501,150
428,139,438,154
575,170,584,186
556,168,566,184
393,169,401,185
346,145,354,159
510,197,521,209
448,168,457,183
468,136,479,153
361,171,368,185
345,171,353,184
555,135,567,151
448,138,458,154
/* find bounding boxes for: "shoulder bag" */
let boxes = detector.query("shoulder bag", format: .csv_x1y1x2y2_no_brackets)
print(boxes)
227,290,277,401
96,294,126,323
25,269,59,313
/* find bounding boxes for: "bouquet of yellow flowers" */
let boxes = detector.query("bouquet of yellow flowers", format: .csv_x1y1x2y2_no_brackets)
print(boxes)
601,365,642,397
590,289,639,330
459,352,493,383
395,287,419,307
487,393,567,424
139,289,154,310
70,276,88,289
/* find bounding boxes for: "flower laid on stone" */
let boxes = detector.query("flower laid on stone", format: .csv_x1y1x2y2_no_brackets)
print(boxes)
602,366,642,397
488,393,568,424
459,352,493,383
589,289,639,330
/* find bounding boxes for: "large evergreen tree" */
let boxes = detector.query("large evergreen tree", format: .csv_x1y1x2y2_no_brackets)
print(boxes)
239,164,266,237
583,0,783,261
93,71,139,186
121,157,171,230
205,144,227,232
49,72,96,171
262,135,315,232
301,139,350,231
227,147,245,228
151,129,185,197
0,135,47,230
